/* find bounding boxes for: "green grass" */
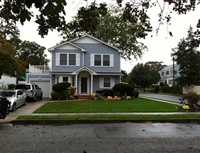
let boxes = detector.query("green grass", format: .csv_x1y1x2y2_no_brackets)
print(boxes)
16,98,200,120
34,98,179,113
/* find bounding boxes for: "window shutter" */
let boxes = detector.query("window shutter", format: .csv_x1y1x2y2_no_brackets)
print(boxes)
110,77,115,87
110,54,114,67
56,53,60,66
99,77,103,88
90,54,94,66
76,53,80,66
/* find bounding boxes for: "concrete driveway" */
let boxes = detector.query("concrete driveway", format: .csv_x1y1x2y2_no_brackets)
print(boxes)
0,99,48,123
140,92,181,103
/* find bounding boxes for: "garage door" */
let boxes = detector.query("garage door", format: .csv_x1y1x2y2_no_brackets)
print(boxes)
31,81,50,98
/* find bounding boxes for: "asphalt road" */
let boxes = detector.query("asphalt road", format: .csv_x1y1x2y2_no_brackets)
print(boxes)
0,123,200,153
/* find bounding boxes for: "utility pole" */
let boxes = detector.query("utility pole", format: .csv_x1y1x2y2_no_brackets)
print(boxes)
173,57,175,94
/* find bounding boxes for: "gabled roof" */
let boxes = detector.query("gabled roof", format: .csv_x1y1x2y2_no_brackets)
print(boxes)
48,34,123,53
70,34,123,53
48,42,87,52
72,66,97,75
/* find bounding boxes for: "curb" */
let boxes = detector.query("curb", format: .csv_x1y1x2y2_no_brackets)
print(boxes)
10,118,200,125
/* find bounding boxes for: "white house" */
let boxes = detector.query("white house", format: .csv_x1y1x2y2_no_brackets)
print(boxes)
0,74,16,89
159,64,180,87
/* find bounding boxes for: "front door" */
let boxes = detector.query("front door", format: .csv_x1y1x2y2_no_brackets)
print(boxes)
81,77,87,93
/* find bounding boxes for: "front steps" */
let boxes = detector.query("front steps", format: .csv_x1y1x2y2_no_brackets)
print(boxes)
78,95,91,100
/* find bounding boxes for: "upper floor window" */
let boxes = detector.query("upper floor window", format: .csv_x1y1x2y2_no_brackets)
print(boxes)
94,55,101,66
60,54,67,65
91,54,114,67
56,53,80,66
166,71,169,75
103,55,110,66
69,54,76,65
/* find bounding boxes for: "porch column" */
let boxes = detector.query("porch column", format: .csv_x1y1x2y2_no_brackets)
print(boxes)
75,74,78,93
91,74,93,94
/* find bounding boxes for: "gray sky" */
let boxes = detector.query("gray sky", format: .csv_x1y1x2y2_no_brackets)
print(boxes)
17,0,200,73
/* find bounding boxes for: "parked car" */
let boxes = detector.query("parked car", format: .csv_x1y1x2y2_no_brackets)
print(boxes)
0,90,26,111
15,83,43,102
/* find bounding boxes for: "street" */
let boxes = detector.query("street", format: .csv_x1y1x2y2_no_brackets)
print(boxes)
1,122,200,153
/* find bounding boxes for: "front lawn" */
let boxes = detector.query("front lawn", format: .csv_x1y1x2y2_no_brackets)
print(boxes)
34,98,178,113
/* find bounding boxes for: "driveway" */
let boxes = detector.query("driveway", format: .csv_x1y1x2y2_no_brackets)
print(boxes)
139,92,181,103
0,99,48,123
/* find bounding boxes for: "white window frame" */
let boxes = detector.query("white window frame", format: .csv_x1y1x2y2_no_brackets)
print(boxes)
56,53,80,66
99,77,114,88
90,54,114,67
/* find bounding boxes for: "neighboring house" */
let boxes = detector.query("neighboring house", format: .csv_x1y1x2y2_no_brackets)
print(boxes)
27,35,122,98
159,64,180,87
0,74,16,89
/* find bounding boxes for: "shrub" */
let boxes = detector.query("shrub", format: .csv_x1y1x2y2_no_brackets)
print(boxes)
180,92,200,106
8,84,15,89
53,82,71,92
133,89,139,98
96,89,114,97
51,90,70,100
113,83,134,97
154,85,160,93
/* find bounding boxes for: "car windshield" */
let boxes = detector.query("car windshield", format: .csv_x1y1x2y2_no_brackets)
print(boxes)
0,91,16,97
15,85,31,90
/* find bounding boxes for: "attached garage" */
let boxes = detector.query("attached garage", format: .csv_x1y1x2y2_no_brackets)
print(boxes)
30,80,51,98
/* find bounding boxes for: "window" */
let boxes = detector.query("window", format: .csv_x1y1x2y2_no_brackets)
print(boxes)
100,77,114,88
166,71,169,75
69,54,76,65
103,55,110,66
94,55,101,66
63,77,68,82
60,54,67,65
104,78,110,87
161,72,164,76
56,53,80,66
91,54,113,67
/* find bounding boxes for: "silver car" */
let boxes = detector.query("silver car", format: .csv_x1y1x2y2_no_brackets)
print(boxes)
0,90,26,111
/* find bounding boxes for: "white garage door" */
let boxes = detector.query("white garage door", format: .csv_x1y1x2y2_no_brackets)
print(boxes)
31,81,50,98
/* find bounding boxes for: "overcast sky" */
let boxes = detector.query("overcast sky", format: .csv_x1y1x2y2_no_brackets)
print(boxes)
16,0,200,73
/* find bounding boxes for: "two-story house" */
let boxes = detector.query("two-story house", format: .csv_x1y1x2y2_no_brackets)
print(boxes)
159,64,180,87
27,35,122,98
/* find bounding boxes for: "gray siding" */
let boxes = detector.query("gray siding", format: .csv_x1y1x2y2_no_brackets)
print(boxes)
51,43,121,73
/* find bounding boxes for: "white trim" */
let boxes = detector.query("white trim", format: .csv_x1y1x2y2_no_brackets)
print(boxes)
56,53,60,66
79,74,90,95
57,53,80,66
69,34,123,53
99,76,115,89
90,54,94,66
92,54,114,67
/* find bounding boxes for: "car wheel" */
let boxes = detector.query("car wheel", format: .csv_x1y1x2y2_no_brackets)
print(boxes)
23,99,26,106
12,103,16,111
33,95,37,102
39,94,43,100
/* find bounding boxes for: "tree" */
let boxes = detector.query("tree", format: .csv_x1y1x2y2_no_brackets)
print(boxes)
172,26,200,86
16,41,49,66
0,18,22,50
60,3,151,60
0,0,67,37
121,70,130,83
0,35,25,79
0,0,199,42
129,63,160,91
